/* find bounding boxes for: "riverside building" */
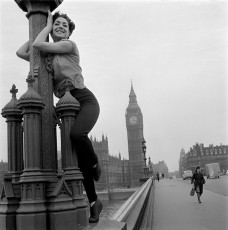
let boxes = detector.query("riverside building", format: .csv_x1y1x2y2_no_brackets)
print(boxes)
179,143,228,175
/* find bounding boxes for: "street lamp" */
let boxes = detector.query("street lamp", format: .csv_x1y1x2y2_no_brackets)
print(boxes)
142,139,149,177
148,157,153,177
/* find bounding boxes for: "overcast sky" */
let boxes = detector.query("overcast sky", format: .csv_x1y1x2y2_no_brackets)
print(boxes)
0,0,227,172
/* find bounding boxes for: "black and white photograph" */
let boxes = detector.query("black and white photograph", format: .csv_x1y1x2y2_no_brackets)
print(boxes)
0,0,227,229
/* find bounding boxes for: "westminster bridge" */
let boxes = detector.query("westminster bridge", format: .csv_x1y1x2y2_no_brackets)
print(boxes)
0,0,227,229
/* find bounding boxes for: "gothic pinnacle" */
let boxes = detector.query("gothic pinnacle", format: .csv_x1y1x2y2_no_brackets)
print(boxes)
10,84,18,98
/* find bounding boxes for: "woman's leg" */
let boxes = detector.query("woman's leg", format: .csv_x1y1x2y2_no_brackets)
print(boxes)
70,102,100,203
70,88,103,223
197,193,201,203
196,185,201,203
70,102,100,168
199,184,203,197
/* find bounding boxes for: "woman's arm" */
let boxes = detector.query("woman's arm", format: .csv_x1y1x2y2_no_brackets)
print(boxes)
202,174,206,184
191,173,195,184
16,41,30,62
32,10,73,54
33,40,73,53
32,10,52,50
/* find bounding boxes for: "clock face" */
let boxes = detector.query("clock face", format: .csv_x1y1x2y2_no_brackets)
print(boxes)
129,116,138,124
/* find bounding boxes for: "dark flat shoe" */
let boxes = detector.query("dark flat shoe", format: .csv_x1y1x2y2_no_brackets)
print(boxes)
89,199,103,223
93,162,101,181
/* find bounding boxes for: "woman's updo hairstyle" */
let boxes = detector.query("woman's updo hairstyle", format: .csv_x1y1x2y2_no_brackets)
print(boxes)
52,12,75,37
195,165,200,173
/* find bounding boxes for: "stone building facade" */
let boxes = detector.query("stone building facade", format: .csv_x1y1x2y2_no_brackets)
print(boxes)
152,161,169,178
91,135,131,190
179,143,228,174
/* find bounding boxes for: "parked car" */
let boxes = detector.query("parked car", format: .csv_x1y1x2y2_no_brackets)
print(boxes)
182,170,193,180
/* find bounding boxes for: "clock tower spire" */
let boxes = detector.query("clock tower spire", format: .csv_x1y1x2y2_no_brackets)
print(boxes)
127,81,139,110
126,83,145,187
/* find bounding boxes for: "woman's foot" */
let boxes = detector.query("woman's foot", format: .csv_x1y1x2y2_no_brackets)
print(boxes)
89,199,103,223
93,162,101,181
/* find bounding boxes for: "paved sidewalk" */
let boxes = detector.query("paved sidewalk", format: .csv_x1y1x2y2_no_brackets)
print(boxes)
152,179,228,230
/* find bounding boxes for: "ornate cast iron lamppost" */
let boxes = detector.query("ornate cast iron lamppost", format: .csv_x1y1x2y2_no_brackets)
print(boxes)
148,157,153,177
142,139,149,177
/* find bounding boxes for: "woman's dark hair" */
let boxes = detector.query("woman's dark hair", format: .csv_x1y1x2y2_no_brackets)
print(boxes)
195,166,200,172
52,12,75,37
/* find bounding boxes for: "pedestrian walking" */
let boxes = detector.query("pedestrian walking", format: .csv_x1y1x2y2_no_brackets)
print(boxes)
156,172,160,182
191,166,206,203
162,173,164,179
17,10,103,223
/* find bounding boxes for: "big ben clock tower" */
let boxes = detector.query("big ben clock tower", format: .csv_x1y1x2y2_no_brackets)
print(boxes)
126,83,145,187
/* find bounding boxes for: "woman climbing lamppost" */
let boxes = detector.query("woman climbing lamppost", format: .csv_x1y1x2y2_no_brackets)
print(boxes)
17,10,103,223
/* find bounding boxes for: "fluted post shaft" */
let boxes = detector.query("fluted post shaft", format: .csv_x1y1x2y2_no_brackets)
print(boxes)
1,85,23,182
55,88,80,171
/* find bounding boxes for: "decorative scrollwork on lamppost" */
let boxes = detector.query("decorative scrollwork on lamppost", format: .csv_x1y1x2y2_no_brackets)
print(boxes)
142,139,149,177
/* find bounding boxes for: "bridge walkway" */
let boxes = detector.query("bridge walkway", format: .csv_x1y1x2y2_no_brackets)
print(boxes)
152,179,228,230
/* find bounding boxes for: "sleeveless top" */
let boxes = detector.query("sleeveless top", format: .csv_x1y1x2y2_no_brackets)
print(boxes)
45,39,85,98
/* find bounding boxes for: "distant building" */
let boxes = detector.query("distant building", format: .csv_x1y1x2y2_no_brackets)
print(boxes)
91,135,131,190
152,161,169,178
179,148,186,177
179,143,228,175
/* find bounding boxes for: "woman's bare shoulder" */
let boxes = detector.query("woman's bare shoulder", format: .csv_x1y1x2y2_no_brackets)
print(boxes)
60,39,77,53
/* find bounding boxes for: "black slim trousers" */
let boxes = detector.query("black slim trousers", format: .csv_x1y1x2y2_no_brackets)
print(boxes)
195,184,203,196
70,87,100,203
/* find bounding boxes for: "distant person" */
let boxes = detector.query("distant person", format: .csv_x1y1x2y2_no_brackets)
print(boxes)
16,11,102,223
156,172,160,182
162,173,164,179
191,166,206,203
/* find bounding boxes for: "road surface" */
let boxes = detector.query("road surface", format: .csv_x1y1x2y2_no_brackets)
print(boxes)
181,175,228,197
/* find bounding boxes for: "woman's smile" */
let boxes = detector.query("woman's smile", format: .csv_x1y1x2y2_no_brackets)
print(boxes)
56,29,65,34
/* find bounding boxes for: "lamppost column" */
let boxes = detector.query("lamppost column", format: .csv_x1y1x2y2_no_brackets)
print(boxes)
142,139,148,177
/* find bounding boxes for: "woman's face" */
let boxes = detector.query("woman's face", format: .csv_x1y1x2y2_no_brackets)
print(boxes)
197,168,200,173
52,17,70,41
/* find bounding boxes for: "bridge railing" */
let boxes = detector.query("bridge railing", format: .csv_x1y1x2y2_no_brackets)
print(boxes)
93,177,154,230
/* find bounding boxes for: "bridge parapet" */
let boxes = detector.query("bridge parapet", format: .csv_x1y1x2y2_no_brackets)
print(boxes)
93,177,154,230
